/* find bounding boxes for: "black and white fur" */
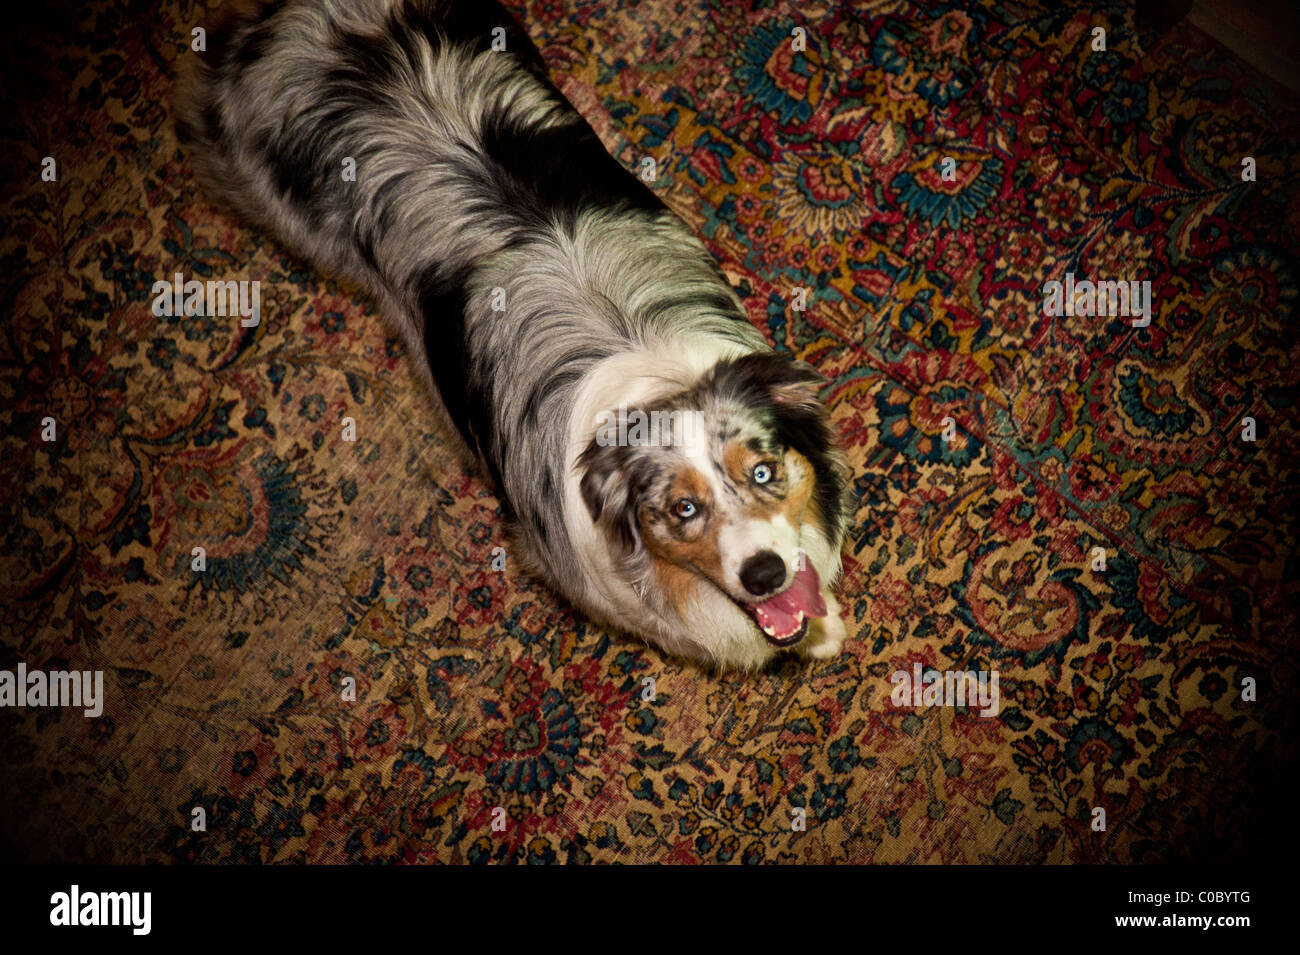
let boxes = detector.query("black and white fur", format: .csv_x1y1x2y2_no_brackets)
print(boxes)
176,0,851,669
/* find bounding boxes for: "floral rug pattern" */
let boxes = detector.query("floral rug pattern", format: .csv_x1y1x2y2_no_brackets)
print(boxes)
0,0,1296,862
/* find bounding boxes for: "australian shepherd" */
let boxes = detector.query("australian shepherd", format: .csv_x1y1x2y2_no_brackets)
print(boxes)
176,0,852,669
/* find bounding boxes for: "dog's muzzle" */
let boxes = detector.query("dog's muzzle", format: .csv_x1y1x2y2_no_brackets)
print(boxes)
738,554,827,646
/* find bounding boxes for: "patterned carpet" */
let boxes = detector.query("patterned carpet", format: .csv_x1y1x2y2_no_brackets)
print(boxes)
1,0,1296,863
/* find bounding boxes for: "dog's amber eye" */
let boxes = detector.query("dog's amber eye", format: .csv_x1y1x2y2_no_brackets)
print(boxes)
672,498,697,520
752,463,776,485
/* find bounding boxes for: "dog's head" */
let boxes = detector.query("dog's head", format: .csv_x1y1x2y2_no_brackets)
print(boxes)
578,352,849,652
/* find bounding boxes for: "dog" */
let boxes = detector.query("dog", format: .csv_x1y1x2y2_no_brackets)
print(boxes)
175,0,852,669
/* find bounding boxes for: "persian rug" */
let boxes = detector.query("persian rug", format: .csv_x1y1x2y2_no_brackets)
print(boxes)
1,0,1296,863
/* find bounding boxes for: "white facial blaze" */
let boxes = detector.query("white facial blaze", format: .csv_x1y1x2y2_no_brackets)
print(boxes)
718,510,803,598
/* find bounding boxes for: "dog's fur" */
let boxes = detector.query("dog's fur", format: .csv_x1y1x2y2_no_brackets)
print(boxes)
175,0,851,669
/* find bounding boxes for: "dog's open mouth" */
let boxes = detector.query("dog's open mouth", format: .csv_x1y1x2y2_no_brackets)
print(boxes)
740,559,827,647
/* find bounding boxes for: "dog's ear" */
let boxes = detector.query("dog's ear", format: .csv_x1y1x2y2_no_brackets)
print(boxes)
577,438,641,553
721,352,827,413
766,359,826,414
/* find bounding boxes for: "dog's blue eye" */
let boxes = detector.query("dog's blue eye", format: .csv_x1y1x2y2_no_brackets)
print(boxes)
672,499,697,519
752,464,773,484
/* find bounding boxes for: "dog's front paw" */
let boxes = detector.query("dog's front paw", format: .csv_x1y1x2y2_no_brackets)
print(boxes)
801,593,847,660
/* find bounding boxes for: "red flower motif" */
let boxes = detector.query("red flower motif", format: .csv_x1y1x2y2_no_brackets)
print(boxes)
896,487,949,538
798,161,854,205
453,567,509,627
737,155,766,182
1067,458,1120,503
869,574,911,623
990,495,1035,541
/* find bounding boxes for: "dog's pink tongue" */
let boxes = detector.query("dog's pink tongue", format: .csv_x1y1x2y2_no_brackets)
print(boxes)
747,561,827,644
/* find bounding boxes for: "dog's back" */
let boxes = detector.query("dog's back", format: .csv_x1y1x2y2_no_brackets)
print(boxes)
178,1,757,468
176,0,653,311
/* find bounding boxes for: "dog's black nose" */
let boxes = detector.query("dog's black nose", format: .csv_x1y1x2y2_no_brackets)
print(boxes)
740,551,786,596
